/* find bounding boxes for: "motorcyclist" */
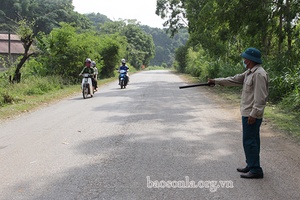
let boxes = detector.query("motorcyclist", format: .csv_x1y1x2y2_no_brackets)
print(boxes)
91,61,98,91
118,58,129,85
79,58,96,90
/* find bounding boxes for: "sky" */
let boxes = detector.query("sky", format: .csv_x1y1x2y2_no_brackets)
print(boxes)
72,0,165,28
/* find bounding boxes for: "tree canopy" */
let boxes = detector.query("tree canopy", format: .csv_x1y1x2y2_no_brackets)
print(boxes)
156,0,300,110
0,0,92,34
156,0,300,61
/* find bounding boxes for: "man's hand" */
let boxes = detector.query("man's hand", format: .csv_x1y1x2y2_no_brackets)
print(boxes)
248,116,256,124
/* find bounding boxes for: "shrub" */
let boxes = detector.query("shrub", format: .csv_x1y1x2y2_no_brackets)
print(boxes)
22,76,64,96
279,87,300,112
268,66,299,103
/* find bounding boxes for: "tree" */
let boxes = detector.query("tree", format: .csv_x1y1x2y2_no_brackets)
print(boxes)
156,0,300,62
85,12,112,31
174,45,188,73
98,21,126,35
141,25,189,66
98,34,127,78
13,20,35,82
156,0,188,37
98,21,156,69
0,0,91,34
37,23,126,80
122,24,155,68
0,0,93,82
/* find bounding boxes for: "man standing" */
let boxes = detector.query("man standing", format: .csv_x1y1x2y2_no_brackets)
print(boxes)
208,47,269,179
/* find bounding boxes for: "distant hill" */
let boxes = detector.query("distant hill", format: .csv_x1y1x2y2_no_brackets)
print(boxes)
86,13,189,67
140,25,188,66
85,13,112,26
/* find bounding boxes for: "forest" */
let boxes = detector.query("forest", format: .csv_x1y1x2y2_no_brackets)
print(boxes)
156,0,300,112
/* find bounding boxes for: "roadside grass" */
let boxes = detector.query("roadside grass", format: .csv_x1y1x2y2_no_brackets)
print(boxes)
264,105,300,138
0,85,78,120
0,75,117,121
177,73,300,141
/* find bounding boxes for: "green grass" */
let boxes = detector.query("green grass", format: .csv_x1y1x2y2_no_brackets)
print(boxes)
0,72,126,121
0,85,79,120
264,104,300,138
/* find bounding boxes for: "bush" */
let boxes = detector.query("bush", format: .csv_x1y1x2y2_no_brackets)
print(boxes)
279,87,300,112
37,23,126,82
0,92,14,106
22,76,64,96
174,46,188,73
0,72,65,107
161,63,168,68
268,66,300,103
184,46,244,81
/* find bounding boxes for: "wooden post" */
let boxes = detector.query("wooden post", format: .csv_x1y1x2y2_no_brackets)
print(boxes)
8,29,11,64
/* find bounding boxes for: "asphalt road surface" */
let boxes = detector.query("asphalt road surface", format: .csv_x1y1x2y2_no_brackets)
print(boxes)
0,70,300,200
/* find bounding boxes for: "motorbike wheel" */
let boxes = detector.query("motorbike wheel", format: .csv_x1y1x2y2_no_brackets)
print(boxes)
120,80,125,89
82,85,88,99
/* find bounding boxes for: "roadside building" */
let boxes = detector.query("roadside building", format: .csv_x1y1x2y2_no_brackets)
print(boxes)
0,33,24,69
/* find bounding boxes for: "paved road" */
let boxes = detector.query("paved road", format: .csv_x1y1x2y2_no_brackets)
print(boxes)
0,70,299,200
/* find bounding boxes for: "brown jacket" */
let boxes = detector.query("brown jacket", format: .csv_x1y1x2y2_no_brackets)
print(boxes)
215,65,269,118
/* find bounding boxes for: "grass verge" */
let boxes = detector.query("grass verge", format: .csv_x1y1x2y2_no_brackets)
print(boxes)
0,76,117,121
0,85,79,120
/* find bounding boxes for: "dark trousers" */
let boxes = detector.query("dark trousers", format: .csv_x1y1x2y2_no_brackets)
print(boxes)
92,78,97,88
242,116,263,174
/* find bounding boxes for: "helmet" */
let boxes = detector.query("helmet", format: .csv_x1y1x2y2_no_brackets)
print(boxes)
121,58,126,64
241,48,262,64
85,58,92,63
91,61,96,67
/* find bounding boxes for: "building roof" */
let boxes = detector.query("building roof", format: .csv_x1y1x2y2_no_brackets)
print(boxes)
0,34,24,54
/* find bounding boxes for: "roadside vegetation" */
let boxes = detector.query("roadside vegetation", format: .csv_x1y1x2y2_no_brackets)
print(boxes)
0,66,125,120
157,1,300,139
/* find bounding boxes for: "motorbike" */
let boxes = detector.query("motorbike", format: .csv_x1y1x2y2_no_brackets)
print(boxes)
118,69,128,89
81,73,94,99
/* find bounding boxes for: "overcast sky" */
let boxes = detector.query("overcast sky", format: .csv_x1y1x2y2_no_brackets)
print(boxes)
72,0,165,28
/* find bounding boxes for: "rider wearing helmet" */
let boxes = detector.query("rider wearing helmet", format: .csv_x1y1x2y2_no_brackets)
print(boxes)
118,59,129,84
79,58,96,90
119,59,129,71
79,58,94,75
